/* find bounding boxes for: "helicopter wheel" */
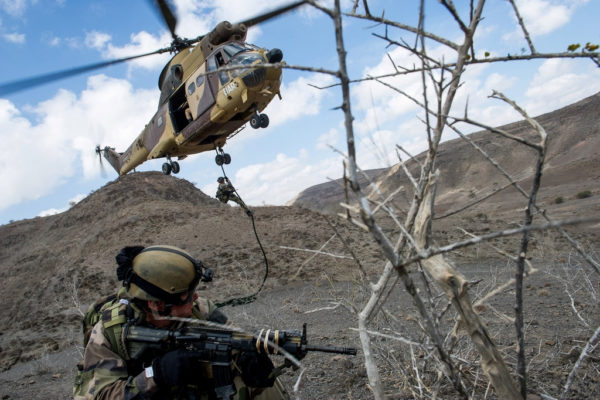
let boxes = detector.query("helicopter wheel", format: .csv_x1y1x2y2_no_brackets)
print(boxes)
259,114,269,128
250,114,261,129
223,153,231,164
171,161,180,174
162,162,172,175
215,154,224,165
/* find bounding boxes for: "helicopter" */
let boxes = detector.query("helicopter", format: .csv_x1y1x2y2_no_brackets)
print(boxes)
0,0,307,176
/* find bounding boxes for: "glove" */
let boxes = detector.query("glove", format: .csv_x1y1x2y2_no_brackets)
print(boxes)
207,308,228,324
238,351,275,388
152,348,200,387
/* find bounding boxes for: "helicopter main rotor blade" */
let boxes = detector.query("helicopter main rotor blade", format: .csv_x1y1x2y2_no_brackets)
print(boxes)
239,0,307,29
149,0,178,40
0,48,170,97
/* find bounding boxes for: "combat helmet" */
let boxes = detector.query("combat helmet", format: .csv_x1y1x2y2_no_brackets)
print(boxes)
217,177,225,183
116,245,212,303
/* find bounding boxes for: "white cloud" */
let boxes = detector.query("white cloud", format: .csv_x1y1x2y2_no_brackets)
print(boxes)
356,118,430,171
85,31,111,50
353,46,424,114
86,30,172,72
48,36,60,46
202,150,343,206
515,0,573,36
171,0,218,39
204,0,309,25
316,128,340,150
0,75,157,211
258,73,335,128
503,0,589,40
524,58,600,114
2,32,25,43
0,0,29,17
37,207,64,218
37,193,86,217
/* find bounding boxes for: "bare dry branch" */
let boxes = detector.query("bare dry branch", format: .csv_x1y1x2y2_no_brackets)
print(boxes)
507,0,537,54
560,325,600,399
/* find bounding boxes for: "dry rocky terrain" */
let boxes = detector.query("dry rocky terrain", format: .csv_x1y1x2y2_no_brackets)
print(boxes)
0,93,598,399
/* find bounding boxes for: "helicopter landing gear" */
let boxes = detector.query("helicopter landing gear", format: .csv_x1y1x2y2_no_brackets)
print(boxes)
250,112,269,129
215,148,231,166
162,156,180,175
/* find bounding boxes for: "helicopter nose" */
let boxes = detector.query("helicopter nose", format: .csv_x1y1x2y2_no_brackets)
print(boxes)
267,48,283,63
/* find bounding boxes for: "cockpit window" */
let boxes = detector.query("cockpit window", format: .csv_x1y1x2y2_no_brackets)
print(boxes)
207,56,216,72
231,52,264,66
219,69,229,85
229,53,265,78
223,43,245,58
215,52,225,67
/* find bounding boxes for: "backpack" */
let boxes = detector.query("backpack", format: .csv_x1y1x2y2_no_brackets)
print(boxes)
81,293,117,346
80,289,225,350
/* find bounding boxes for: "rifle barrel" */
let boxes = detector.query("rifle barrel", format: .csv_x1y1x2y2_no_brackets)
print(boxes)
306,344,357,355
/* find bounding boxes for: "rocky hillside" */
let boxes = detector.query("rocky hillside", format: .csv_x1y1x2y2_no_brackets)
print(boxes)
0,172,383,372
292,92,600,227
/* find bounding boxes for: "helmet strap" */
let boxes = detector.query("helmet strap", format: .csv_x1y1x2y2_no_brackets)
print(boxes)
128,272,188,305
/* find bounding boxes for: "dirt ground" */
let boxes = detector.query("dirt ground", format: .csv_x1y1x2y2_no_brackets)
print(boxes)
0,93,598,399
0,247,598,399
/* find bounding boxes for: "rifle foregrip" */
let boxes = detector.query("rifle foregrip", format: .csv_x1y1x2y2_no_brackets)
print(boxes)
306,344,357,355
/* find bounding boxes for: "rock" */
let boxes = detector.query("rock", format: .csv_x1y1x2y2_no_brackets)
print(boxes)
330,355,353,370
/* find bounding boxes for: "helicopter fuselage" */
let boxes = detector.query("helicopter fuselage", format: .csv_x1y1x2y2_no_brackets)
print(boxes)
102,33,283,176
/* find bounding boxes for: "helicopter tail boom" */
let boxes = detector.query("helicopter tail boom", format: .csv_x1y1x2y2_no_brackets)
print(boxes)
97,146,123,175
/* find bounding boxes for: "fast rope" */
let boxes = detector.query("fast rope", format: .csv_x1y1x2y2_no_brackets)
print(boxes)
214,163,269,308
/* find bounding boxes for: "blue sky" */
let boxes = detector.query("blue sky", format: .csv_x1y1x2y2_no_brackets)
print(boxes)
0,0,598,225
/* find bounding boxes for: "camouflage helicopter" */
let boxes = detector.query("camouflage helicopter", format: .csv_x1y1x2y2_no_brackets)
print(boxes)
0,0,307,176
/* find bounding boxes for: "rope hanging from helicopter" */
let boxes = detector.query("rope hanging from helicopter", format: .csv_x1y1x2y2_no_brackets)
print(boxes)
214,161,270,308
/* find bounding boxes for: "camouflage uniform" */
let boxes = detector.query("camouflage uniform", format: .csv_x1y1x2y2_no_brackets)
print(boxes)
74,292,289,400
216,181,245,207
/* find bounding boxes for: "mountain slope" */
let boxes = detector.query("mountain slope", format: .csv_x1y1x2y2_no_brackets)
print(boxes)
0,172,381,371
291,92,600,224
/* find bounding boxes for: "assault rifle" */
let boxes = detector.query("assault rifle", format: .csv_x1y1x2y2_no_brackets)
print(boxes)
124,322,356,399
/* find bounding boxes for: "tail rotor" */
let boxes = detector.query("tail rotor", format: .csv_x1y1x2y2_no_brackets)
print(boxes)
95,145,107,177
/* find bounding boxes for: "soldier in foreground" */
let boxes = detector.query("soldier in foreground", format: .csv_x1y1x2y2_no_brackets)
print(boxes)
73,245,288,399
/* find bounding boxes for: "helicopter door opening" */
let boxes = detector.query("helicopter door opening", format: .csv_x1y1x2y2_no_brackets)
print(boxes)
195,55,220,121
168,85,190,134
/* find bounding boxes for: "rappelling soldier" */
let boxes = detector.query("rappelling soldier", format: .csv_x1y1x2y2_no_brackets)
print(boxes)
216,177,245,208
73,245,289,399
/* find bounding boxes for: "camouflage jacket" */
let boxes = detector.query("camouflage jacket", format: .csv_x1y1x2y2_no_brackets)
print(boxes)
216,182,235,198
74,294,289,400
